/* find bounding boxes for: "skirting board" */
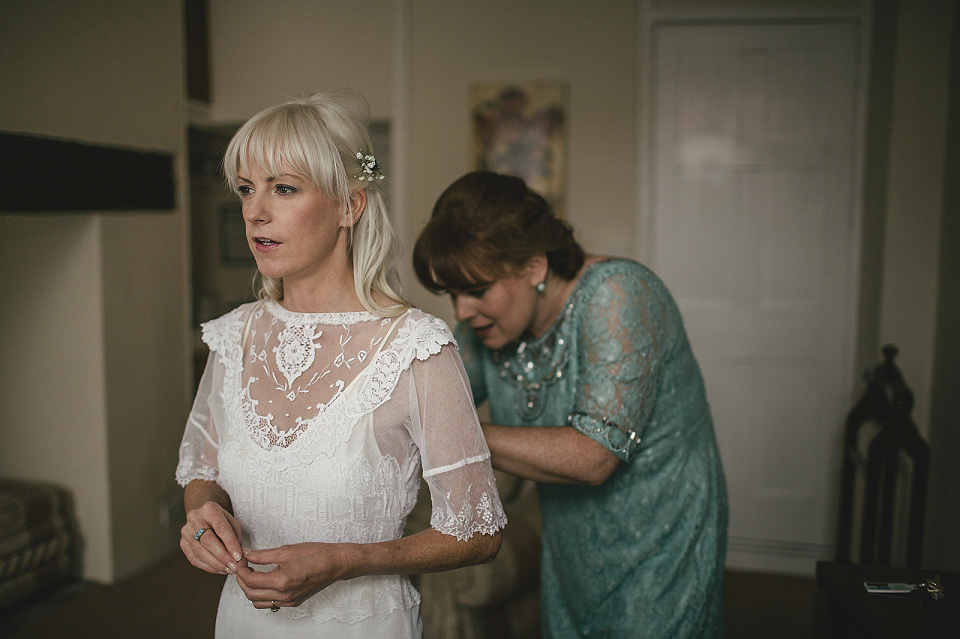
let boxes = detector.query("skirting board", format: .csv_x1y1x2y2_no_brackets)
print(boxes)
726,536,834,577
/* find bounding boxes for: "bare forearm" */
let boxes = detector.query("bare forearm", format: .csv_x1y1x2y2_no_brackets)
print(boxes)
338,527,501,580
238,527,502,607
482,423,619,486
184,479,232,514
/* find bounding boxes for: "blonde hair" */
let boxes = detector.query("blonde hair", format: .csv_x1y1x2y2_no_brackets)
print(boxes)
223,90,406,316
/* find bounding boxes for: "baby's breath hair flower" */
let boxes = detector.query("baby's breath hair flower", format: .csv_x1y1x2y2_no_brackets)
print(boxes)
354,151,385,182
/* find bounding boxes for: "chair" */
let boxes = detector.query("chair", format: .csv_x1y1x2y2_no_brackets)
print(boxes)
835,345,929,567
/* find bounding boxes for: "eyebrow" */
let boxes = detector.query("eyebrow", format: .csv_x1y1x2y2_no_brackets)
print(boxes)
237,173,304,185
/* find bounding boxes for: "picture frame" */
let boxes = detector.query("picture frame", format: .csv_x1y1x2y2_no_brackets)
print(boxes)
471,82,568,216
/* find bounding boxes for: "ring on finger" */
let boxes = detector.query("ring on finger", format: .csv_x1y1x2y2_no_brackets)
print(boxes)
194,528,208,541
271,600,279,612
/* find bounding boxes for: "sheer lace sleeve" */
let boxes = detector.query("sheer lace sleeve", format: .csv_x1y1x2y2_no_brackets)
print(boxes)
175,351,223,486
406,342,506,541
568,267,678,462
453,321,488,407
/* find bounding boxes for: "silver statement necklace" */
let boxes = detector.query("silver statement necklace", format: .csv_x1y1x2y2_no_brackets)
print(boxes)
493,297,578,421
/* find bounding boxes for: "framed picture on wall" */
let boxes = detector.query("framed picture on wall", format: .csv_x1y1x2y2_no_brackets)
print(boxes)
471,82,568,216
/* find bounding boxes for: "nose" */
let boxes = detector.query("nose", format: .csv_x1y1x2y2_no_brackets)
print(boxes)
452,294,476,323
242,192,268,223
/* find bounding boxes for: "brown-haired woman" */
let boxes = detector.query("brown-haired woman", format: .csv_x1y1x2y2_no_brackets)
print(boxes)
414,171,728,638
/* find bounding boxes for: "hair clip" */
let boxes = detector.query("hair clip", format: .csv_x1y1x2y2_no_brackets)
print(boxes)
354,151,385,182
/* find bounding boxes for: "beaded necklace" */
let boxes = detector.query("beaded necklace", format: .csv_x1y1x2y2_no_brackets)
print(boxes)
493,294,579,421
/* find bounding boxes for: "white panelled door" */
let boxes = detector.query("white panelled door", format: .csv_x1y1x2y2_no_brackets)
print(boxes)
650,22,861,574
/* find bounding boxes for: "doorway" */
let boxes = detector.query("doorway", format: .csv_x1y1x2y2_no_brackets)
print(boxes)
648,21,862,573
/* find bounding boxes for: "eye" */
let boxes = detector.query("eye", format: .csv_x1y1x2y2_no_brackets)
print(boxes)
464,286,489,299
275,184,298,195
237,185,253,196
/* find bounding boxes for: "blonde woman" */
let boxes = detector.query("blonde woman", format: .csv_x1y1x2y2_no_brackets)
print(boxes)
176,91,504,638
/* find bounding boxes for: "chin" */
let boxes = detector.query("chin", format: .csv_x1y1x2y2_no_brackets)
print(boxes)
479,334,513,350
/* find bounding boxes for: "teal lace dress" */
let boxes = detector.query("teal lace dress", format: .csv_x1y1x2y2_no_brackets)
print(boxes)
455,259,728,638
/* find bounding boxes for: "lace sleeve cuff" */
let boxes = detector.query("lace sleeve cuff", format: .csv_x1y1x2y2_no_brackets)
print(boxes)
568,411,641,462
175,463,218,487
428,474,507,541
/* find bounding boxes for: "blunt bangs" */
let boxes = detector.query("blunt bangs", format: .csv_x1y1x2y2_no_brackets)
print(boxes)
224,103,350,206
413,222,504,294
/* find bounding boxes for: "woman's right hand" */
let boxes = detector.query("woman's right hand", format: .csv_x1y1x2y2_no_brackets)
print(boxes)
181,500,247,575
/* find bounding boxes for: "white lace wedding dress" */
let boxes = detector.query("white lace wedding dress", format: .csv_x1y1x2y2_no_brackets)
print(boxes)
176,300,506,638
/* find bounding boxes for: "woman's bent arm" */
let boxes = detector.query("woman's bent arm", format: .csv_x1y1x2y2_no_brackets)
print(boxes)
482,423,619,486
236,527,502,609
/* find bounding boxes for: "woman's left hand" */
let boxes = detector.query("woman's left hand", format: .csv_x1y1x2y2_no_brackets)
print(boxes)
235,543,348,610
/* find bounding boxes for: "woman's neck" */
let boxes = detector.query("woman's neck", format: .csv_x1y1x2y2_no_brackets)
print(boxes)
279,264,365,314
526,255,607,340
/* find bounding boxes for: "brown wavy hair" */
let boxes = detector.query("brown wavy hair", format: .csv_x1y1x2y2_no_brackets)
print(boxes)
414,171,584,293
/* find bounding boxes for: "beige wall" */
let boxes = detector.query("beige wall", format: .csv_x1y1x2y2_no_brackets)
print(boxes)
0,216,113,577
403,0,641,319
205,0,395,123
0,0,189,581
875,0,953,432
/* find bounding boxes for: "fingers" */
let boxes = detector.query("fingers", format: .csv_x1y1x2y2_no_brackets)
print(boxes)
179,530,221,574
235,543,340,608
235,565,289,609
217,510,247,566
181,502,245,575
241,546,273,566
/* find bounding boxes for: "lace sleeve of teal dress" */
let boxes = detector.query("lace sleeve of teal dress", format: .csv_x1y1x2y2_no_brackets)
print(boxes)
454,258,728,639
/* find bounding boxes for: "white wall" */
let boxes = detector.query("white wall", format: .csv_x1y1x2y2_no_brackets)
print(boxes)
0,0,190,582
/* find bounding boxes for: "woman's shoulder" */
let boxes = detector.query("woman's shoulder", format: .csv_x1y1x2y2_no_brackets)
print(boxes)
390,307,457,360
199,300,262,354
577,257,666,296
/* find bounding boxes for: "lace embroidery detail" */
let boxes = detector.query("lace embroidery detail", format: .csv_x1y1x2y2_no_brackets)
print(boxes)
179,304,508,627
264,299,383,326
175,458,217,486
431,478,507,541
273,324,323,395
568,411,640,457
201,306,246,362
227,308,456,453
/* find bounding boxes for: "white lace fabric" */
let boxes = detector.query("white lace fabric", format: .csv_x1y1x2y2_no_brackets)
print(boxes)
176,301,506,627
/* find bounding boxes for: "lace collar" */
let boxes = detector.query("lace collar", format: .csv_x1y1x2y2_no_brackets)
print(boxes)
265,299,382,326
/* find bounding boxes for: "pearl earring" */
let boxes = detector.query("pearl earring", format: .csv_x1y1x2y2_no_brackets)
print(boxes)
535,282,546,293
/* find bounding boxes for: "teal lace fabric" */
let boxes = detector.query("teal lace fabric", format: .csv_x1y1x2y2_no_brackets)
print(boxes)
456,259,728,638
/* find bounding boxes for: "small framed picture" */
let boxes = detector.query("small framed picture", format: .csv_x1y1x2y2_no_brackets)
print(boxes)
471,82,568,216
